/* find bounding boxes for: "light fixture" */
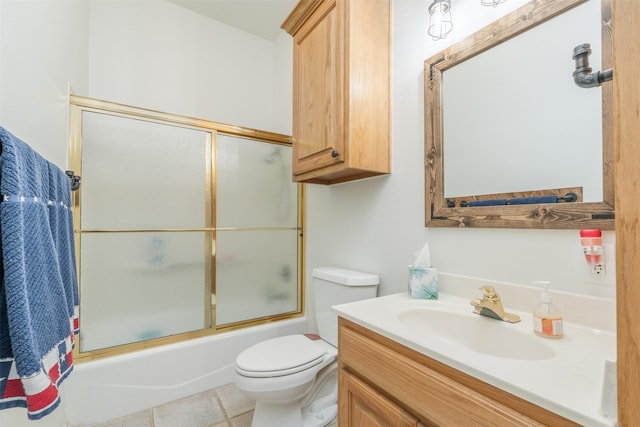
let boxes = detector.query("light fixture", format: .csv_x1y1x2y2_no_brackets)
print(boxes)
427,0,453,41
481,0,507,6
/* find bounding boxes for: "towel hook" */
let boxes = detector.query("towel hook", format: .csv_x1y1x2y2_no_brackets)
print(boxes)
65,171,81,191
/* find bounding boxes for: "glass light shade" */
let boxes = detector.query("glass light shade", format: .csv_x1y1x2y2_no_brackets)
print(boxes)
428,0,453,41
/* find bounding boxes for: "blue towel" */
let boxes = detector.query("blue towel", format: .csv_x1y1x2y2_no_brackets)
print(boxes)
0,127,78,420
509,196,558,205
468,198,508,207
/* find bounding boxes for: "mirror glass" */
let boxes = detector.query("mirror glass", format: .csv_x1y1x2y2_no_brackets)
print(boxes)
424,0,614,229
443,0,602,202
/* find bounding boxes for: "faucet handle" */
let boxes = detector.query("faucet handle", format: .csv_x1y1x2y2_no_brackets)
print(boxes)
480,286,498,300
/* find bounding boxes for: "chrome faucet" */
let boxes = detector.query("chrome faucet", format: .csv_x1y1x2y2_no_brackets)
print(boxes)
470,286,521,323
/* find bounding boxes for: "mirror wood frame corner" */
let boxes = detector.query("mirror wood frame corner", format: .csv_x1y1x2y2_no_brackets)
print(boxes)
424,0,614,230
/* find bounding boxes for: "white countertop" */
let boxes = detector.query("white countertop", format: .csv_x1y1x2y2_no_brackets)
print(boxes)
333,289,616,427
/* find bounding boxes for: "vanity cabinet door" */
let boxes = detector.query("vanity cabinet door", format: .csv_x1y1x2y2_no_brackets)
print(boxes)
339,368,419,427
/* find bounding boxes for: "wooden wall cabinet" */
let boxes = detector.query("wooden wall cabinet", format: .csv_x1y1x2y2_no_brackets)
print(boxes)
282,0,391,184
338,318,580,427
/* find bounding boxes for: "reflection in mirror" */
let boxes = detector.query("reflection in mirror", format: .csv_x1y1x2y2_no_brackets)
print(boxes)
424,0,614,229
444,0,601,201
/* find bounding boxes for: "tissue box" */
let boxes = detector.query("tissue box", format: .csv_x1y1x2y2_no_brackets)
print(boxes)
408,265,438,299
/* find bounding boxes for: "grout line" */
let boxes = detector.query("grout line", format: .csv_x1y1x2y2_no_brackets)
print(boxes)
76,384,251,427
212,388,232,425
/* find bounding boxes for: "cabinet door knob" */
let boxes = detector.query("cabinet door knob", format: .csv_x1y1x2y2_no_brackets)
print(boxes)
331,150,340,158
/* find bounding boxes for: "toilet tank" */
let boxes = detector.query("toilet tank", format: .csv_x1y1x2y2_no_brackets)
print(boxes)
312,267,379,347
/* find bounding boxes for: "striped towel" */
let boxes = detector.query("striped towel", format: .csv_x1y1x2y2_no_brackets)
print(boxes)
0,127,79,420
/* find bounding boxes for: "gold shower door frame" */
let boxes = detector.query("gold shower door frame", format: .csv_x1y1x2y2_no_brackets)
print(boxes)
68,95,305,363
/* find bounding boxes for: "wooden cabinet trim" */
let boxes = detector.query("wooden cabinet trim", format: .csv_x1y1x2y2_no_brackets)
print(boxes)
282,0,325,36
613,0,640,424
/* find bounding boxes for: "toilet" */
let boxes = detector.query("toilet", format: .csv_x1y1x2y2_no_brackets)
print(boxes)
234,267,379,427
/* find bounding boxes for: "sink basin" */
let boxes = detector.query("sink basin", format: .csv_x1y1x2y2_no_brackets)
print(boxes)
396,306,555,360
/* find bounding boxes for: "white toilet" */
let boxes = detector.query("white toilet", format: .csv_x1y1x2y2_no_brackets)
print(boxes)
234,267,379,427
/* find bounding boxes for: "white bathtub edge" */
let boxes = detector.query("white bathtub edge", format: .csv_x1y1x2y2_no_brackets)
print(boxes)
63,317,307,425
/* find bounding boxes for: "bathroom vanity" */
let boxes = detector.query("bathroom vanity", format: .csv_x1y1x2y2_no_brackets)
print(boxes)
333,277,616,427
338,318,576,426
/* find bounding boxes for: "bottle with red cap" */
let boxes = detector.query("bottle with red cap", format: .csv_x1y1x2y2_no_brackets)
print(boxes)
580,229,603,265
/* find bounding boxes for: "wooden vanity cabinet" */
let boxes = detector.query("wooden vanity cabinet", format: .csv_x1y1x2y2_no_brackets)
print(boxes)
340,369,422,427
338,318,581,427
281,0,390,184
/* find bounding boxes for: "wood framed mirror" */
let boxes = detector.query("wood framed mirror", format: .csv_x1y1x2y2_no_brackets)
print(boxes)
424,0,614,229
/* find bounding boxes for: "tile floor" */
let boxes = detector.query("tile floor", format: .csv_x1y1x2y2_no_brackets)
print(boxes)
71,383,256,427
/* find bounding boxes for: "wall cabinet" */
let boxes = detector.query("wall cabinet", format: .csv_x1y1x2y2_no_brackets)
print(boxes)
338,318,581,427
282,0,391,184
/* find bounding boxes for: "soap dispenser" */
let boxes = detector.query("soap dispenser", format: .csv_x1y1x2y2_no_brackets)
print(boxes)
533,281,563,339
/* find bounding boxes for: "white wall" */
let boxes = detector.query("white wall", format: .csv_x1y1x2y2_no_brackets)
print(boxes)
86,0,282,132
272,31,294,135
304,0,615,333
0,0,89,168
0,2,88,424
0,1,288,426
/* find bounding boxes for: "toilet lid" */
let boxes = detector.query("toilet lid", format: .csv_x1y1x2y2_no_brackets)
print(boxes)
235,335,326,378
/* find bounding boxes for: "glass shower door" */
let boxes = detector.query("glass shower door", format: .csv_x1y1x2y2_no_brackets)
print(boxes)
79,111,212,352
70,96,303,360
215,134,300,326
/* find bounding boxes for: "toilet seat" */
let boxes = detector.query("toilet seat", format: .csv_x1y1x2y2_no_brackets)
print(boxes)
235,335,327,378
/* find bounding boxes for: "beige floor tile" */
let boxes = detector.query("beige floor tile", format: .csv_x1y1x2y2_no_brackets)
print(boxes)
91,410,153,427
215,383,256,418
153,389,226,427
229,411,253,427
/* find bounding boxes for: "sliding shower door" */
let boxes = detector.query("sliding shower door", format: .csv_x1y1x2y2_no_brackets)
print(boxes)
78,111,212,352
69,96,302,359
215,135,299,326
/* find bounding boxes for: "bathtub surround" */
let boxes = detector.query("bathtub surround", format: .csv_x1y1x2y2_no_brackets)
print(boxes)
63,317,306,426
0,128,79,420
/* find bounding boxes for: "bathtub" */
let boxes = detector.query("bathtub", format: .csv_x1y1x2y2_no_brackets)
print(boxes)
62,317,307,425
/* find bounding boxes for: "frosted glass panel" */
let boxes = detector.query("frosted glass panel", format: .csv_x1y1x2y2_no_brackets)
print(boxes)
81,111,211,229
217,134,297,228
73,103,301,357
79,232,210,351
216,230,298,325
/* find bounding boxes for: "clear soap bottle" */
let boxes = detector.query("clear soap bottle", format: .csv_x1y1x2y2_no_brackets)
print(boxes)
533,281,563,339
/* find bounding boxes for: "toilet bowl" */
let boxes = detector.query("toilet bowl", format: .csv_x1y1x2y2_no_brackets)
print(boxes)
235,335,338,427
234,267,379,427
